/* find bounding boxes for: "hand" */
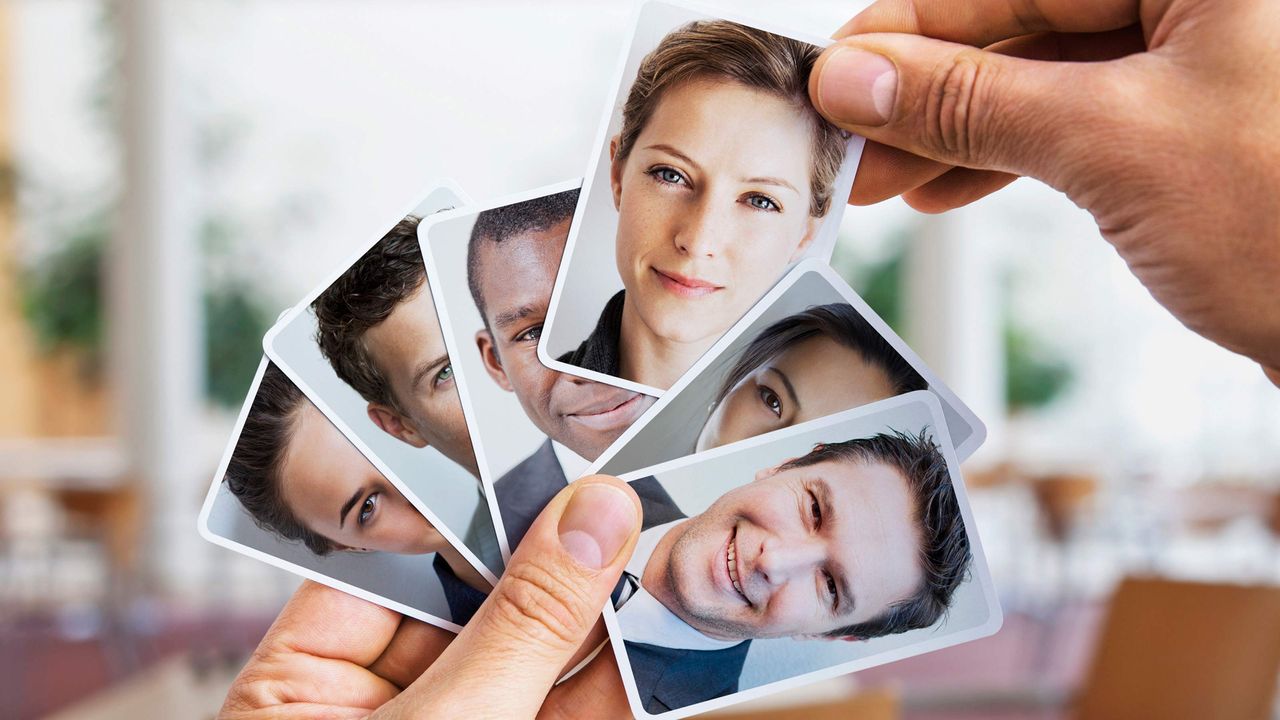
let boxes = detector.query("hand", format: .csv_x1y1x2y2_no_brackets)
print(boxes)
220,476,642,720
808,0,1280,385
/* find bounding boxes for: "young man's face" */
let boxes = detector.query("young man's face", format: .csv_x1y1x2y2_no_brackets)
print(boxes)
656,457,924,641
279,396,444,555
474,218,652,461
361,282,479,477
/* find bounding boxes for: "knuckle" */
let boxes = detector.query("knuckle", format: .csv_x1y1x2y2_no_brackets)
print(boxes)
487,560,593,649
923,50,999,167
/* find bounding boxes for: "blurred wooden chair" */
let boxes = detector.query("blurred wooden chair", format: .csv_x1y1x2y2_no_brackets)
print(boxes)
704,686,898,720
1072,576,1280,720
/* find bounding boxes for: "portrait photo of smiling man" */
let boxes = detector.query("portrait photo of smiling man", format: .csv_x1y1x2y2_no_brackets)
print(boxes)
607,398,994,716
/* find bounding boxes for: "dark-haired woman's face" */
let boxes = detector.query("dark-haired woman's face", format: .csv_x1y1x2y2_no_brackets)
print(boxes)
610,77,821,348
695,336,897,451
279,398,445,555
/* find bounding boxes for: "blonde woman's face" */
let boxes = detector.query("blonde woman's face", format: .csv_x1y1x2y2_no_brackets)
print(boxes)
611,78,821,346
279,397,444,555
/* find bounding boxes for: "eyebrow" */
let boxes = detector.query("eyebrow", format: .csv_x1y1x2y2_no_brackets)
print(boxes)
743,175,799,194
491,303,540,330
765,367,801,413
642,143,702,172
339,486,366,529
410,352,451,393
815,478,856,616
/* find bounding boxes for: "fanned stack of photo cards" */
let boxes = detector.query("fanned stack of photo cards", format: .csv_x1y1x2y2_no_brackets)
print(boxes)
198,2,1002,717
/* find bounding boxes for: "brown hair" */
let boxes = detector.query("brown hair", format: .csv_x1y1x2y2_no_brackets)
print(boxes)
312,216,426,412
614,20,847,217
224,362,335,555
779,430,970,639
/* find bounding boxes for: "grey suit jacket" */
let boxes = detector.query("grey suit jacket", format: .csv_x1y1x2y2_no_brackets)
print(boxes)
494,439,567,550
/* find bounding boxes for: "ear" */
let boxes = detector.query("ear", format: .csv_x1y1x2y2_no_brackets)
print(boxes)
609,135,624,211
788,216,821,263
475,328,514,392
367,403,428,448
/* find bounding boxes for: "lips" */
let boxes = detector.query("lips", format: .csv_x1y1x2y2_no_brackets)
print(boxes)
652,267,724,299
726,526,750,605
564,391,647,431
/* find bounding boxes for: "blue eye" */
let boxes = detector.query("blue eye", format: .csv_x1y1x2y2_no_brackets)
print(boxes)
649,166,687,185
745,194,780,212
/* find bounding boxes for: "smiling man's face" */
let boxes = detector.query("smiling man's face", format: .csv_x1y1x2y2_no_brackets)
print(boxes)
473,219,653,460
653,456,924,641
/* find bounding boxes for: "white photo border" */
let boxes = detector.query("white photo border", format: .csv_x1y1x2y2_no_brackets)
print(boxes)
197,357,466,633
586,258,989,479
259,179,499,585
600,390,1003,719
537,0,867,396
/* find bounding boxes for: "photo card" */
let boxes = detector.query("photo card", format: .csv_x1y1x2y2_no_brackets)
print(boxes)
417,179,658,561
600,391,1002,718
198,358,492,632
261,181,503,579
590,258,988,480
539,0,866,396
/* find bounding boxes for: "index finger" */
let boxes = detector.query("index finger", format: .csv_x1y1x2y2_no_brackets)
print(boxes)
837,0,1140,47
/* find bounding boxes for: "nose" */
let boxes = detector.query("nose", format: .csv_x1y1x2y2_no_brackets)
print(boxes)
673,194,732,258
754,535,824,587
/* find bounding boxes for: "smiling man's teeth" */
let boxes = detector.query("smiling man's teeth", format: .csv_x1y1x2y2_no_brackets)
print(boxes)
727,536,747,601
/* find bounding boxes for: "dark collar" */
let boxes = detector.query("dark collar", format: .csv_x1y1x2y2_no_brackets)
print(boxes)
558,289,625,376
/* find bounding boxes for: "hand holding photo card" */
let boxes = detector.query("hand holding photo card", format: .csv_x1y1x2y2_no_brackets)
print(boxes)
198,359,490,631
601,392,1001,718
262,182,504,583
540,1,865,394
418,181,657,565
591,260,987,478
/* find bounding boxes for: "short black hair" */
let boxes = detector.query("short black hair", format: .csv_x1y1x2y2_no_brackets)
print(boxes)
311,216,426,411
780,429,969,640
465,189,579,326
714,303,926,407
224,362,334,555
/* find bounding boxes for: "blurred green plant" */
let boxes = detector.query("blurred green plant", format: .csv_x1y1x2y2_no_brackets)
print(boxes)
18,212,275,407
834,235,1073,413
15,1,275,408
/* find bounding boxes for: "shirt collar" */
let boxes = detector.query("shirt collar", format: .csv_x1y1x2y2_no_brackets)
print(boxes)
550,440,591,482
617,522,745,652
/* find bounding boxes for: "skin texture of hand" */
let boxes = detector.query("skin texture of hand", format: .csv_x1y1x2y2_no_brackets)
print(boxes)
219,476,642,720
808,0,1280,386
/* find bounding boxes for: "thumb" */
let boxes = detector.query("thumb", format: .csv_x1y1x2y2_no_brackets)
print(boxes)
400,476,640,719
810,33,1128,187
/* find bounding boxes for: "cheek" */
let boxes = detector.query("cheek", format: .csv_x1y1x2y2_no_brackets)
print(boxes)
715,388,760,444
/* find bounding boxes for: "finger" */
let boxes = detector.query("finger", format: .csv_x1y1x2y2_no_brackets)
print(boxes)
367,616,456,689
849,141,951,205
836,0,1139,47
810,32,1136,188
1264,365,1280,389
844,27,1145,206
257,581,402,668
390,476,641,718
902,167,1020,213
540,642,632,720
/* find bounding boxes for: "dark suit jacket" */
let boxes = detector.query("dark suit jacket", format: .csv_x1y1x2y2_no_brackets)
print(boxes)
494,439,568,550
621,478,752,715
432,552,488,627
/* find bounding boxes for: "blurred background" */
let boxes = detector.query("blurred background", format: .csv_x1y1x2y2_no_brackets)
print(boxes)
3,1,1278,718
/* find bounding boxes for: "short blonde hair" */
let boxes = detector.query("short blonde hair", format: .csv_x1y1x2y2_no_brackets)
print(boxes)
615,20,847,217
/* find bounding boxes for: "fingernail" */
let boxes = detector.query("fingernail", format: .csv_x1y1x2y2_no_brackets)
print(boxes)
817,47,897,126
559,483,637,570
